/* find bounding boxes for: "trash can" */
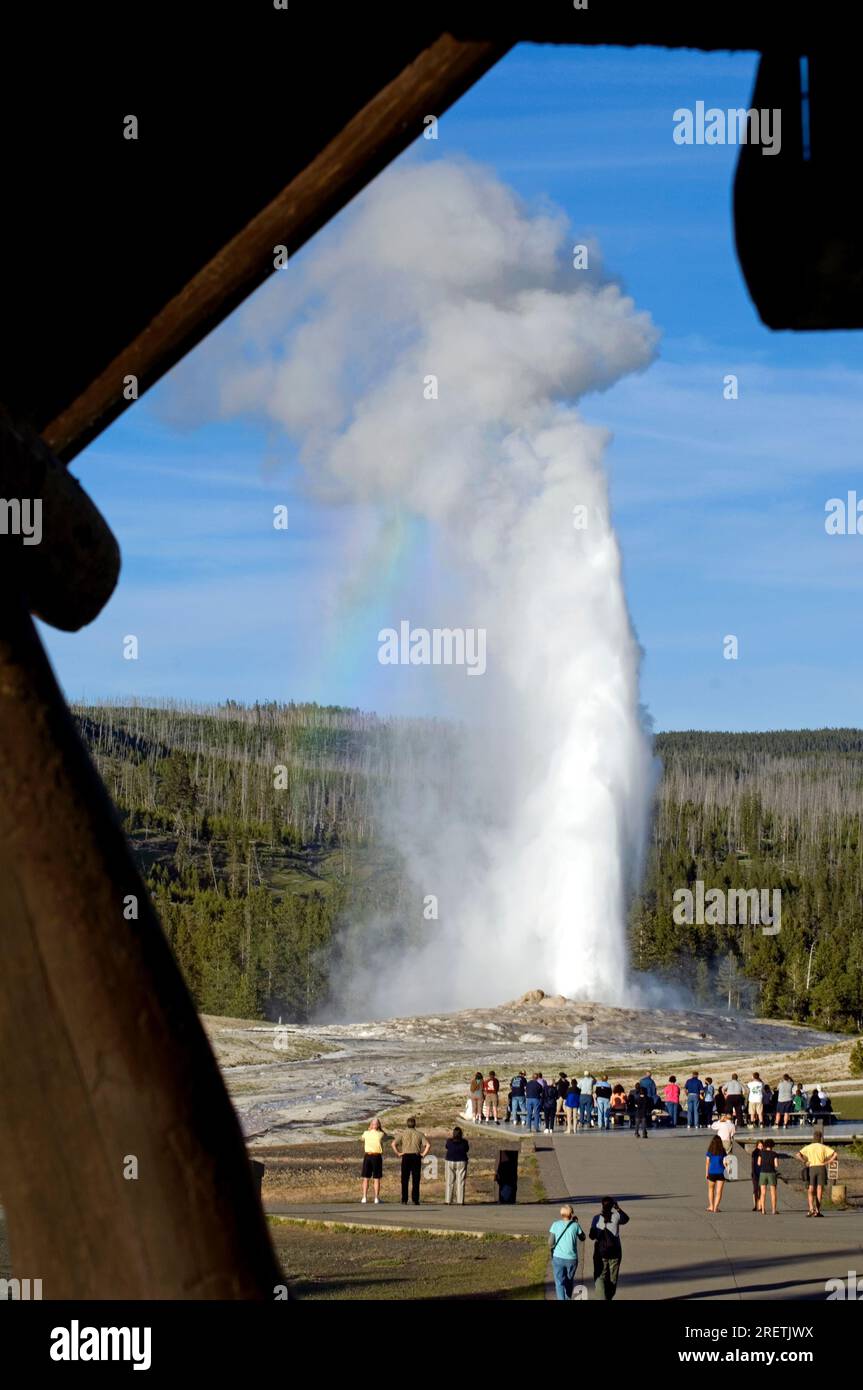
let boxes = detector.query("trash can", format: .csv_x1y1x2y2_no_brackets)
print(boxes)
249,1159,265,1198
495,1149,518,1204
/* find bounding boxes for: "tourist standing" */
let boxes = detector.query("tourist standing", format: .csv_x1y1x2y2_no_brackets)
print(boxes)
664,1076,681,1128
548,1204,586,1300
757,1139,780,1214
595,1075,613,1131
510,1070,527,1127
775,1074,794,1128
360,1117,390,1204
638,1071,657,1105
542,1075,559,1134
762,1081,776,1128
525,1073,544,1133
747,1073,765,1128
626,1084,638,1129
750,1138,764,1210
556,1072,570,1124
701,1077,716,1127
564,1079,580,1134
725,1074,745,1125
444,1125,469,1205
469,1072,484,1123
483,1071,501,1125
578,1070,595,1129
796,1129,837,1217
684,1071,702,1129
633,1083,651,1139
391,1117,431,1206
705,1134,727,1212
589,1197,629,1300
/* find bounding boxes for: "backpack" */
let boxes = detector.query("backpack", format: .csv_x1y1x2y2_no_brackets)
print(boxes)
594,1220,617,1259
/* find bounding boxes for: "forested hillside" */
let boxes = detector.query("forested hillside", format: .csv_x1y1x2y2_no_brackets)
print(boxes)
74,705,863,1031
74,701,406,1022
634,730,863,1030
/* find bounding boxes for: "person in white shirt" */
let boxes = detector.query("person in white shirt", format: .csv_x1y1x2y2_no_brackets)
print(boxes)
747,1073,765,1127
711,1115,736,1154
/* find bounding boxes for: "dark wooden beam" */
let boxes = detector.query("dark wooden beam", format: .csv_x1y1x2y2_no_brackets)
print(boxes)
44,32,510,462
0,597,282,1298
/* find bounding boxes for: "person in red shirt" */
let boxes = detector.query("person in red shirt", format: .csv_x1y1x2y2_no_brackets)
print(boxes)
664,1076,681,1128
483,1070,501,1125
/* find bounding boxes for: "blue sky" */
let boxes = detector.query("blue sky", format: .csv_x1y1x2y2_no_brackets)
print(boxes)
44,45,863,731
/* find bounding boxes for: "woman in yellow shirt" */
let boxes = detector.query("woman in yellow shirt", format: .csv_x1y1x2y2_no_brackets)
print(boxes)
796,1129,837,1217
360,1118,391,1204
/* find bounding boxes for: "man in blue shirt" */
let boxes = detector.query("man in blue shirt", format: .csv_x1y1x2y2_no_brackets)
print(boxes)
577,1071,595,1129
684,1071,702,1129
594,1075,613,1131
548,1204,586,1300
509,1070,527,1127
638,1071,657,1102
525,1074,544,1132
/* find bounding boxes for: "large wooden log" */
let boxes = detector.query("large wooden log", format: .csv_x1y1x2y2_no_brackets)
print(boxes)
43,32,511,461
0,599,282,1298
0,411,120,630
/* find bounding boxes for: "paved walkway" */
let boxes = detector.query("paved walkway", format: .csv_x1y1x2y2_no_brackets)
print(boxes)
270,1125,863,1300
549,1127,863,1299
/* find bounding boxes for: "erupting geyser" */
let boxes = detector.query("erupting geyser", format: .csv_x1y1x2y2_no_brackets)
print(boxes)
212,158,659,1014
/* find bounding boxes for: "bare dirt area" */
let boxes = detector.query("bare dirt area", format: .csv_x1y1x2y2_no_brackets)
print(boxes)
259,1136,543,1206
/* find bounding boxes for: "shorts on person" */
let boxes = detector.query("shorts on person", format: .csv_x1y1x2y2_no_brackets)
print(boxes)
361,1154,382,1179
759,1172,777,1188
807,1164,828,1188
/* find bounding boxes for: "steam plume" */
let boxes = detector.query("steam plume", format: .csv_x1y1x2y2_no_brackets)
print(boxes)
214,159,659,1013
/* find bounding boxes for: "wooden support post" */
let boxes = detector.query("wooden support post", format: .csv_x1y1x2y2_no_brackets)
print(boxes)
0,598,281,1298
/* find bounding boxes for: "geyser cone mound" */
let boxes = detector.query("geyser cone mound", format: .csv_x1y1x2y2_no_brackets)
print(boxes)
316,990,840,1055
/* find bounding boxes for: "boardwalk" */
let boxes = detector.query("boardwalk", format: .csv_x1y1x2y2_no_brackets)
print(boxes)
271,1125,863,1300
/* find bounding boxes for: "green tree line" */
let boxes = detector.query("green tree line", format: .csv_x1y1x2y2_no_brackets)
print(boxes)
74,705,863,1031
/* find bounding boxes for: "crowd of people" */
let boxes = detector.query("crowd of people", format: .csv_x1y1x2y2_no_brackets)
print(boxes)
359,1116,474,1207
466,1067,836,1132
706,1128,838,1219
357,1074,841,1302
359,1113,632,1301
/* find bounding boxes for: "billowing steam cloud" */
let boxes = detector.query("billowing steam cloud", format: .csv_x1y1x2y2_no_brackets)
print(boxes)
211,159,659,1014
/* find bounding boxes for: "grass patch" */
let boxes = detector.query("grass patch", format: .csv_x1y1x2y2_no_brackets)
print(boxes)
832,1093,863,1121
522,1151,547,1204
269,1219,547,1300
